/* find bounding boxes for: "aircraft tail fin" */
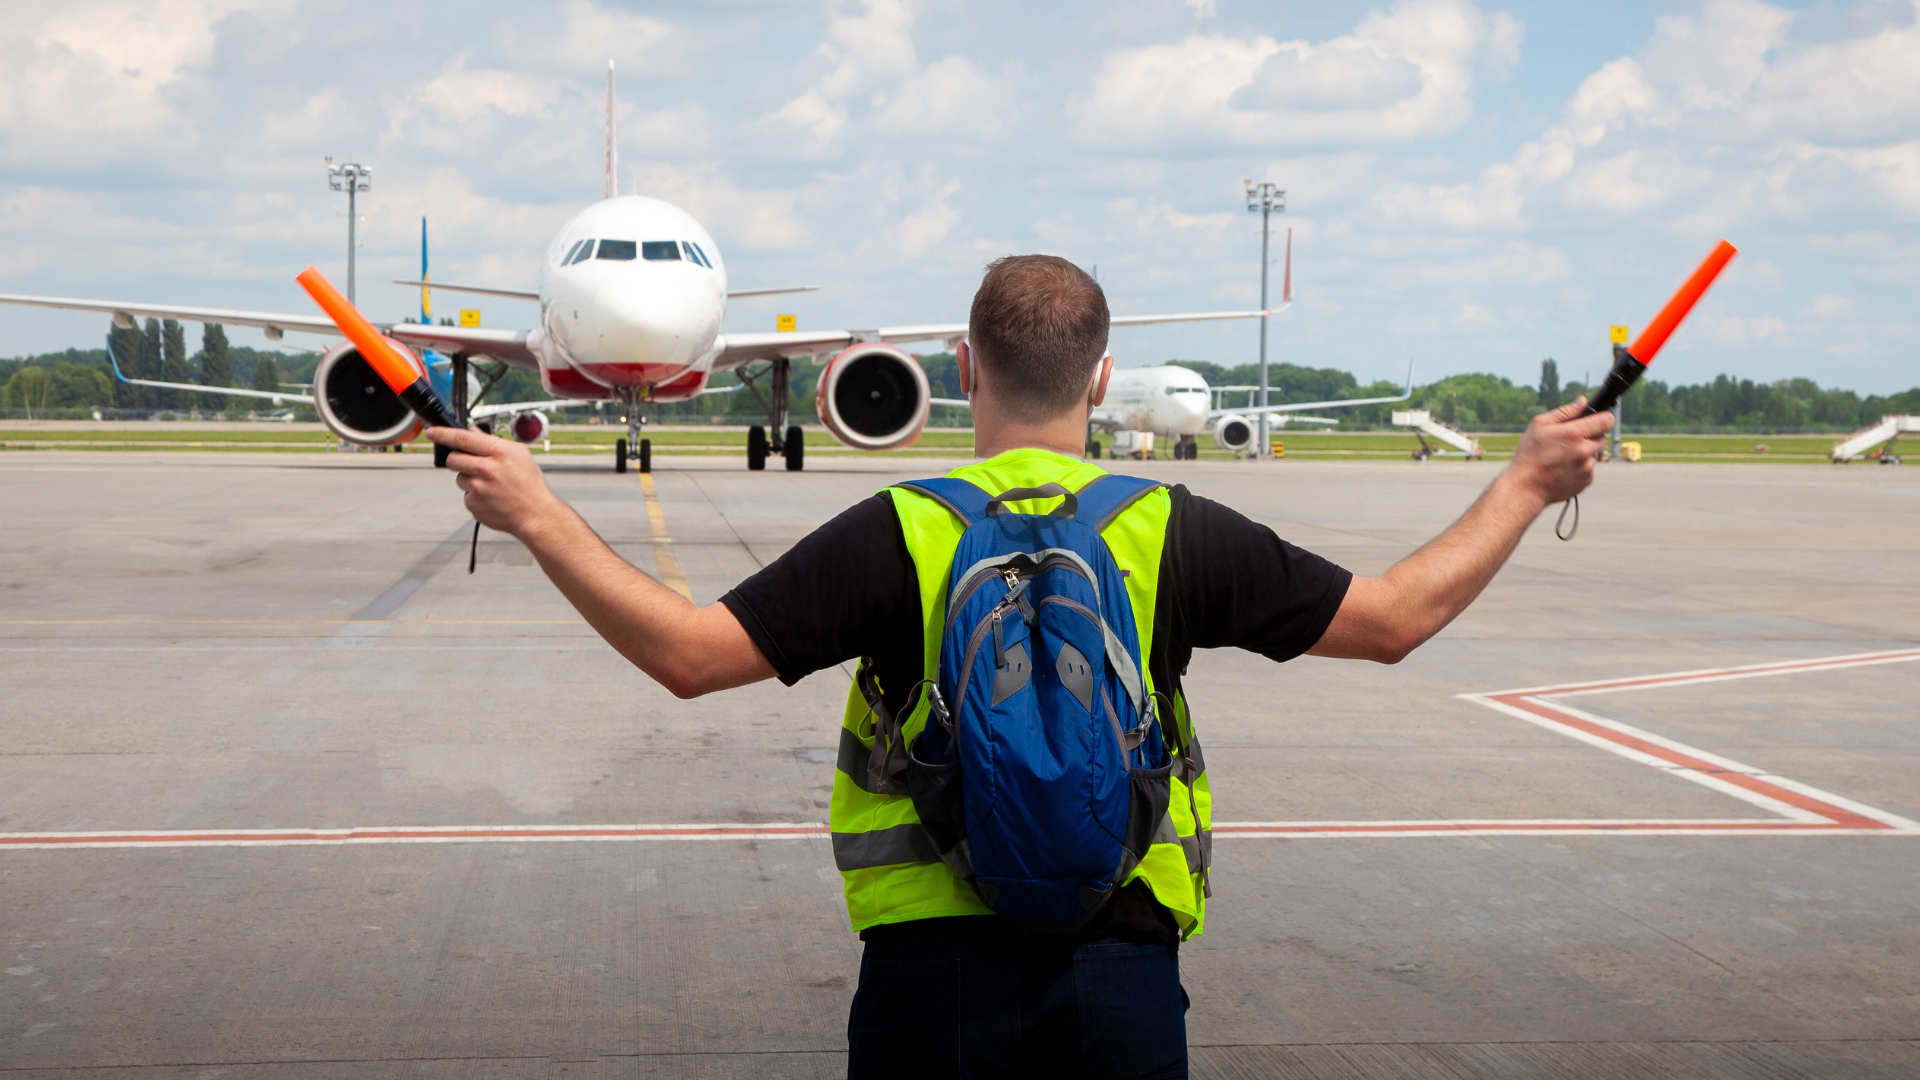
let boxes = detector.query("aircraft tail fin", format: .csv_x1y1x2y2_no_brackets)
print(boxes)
604,61,618,200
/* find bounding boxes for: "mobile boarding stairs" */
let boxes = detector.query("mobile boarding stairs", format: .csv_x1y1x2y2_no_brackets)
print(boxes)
1392,409,1484,460
1831,415,1918,464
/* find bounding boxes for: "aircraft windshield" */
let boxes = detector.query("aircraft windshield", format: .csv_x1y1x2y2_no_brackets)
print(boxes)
596,240,637,261
642,241,682,261
683,242,712,268
567,241,594,265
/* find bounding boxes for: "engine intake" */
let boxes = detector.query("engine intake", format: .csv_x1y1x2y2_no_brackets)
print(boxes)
816,343,930,451
1212,416,1254,453
509,411,550,444
313,338,427,446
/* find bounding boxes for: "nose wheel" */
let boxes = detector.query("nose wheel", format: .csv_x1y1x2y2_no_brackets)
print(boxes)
617,389,651,473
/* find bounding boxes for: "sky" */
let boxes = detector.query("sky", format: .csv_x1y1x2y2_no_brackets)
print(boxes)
2,0,1917,394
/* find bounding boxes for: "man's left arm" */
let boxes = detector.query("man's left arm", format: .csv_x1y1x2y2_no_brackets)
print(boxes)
1309,400,1614,664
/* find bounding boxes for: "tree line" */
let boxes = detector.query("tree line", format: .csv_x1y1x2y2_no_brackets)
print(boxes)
8,322,1916,434
2,319,314,415
1172,358,1920,433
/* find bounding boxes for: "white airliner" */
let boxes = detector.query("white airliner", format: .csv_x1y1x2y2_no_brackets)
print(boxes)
0,63,1269,473
1092,361,1415,460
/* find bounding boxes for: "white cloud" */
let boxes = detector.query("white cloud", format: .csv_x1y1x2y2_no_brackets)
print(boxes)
1419,241,1572,285
1071,1,1523,149
628,162,813,253
769,0,1013,148
0,0,290,165
1454,302,1500,327
518,1,675,75
875,57,1013,138
770,0,918,144
886,180,961,258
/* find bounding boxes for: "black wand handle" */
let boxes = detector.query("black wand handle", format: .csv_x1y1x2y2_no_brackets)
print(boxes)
1583,345,1645,416
399,378,462,430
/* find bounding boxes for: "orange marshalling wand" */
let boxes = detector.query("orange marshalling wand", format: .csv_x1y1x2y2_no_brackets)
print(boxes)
1587,239,1738,415
294,265,461,429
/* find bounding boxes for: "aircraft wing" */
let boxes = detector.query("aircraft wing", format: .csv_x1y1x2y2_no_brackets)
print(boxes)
1209,363,1413,420
714,309,1268,369
0,289,540,368
0,292,336,339
98,344,315,404
387,324,539,367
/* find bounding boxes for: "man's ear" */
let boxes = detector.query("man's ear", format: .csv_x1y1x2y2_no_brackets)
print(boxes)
957,340,974,396
1089,354,1114,407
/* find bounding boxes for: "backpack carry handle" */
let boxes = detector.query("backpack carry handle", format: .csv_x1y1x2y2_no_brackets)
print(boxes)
985,484,1077,519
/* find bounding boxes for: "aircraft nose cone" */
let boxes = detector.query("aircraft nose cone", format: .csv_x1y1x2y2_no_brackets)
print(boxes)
591,280,696,365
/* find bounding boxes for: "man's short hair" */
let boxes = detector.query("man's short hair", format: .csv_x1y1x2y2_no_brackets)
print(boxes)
968,255,1109,421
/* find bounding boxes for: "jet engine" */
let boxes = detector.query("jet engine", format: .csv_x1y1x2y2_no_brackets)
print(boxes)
1212,416,1254,453
313,338,428,446
508,410,550,444
816,343,930,451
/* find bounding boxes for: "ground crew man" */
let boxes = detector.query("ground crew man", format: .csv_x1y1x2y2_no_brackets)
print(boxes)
429,254,1613,1079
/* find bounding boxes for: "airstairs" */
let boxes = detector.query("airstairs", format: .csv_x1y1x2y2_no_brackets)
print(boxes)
1392,409,1484,460
1831,415,1918,463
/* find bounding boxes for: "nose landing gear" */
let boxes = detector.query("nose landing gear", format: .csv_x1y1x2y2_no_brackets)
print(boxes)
615,387,651,473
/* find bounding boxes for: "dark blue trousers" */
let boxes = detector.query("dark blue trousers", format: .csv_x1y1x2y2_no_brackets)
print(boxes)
846,923,1188,1080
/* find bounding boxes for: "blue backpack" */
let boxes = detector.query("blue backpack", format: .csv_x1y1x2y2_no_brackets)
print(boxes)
866,475,1174,933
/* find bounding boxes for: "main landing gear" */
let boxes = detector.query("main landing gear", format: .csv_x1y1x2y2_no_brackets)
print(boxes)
737,358,805,472
614,387,651,474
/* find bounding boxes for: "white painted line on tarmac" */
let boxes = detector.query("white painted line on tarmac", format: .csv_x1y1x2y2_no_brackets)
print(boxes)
1460,648,1920,835
4,650,1915,851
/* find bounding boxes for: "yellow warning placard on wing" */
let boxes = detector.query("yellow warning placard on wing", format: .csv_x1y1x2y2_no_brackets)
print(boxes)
777,314,797,332
1610,325,1629,344
460,310,481,328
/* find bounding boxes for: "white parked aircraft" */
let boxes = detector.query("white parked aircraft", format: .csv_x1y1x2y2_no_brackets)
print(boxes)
1091,362,1415,459
0,63,1263,473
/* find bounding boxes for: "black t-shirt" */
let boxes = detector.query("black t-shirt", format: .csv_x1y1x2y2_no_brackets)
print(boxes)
720,484,1352,945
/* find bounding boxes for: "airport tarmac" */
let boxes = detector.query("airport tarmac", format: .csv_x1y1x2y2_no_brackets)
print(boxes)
2,450,1916,1078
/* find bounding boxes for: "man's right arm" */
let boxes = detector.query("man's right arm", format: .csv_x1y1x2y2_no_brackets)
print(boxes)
429,427,775,699
1309,400,1613,663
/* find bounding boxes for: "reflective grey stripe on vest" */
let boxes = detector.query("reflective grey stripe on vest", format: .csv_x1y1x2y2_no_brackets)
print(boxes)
837,726,907,796
1181,830,1212,874
832,823,939,871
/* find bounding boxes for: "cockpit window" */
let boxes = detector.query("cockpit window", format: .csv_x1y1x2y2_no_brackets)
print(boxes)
642,241,682,261
684,241,712,268
596,240,637,261
569,240,596,264
1164,386,1205,395
560,240,585,264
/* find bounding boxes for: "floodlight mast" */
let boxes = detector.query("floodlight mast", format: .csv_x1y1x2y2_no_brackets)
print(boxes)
327,160,372,302
1244,181,1285,459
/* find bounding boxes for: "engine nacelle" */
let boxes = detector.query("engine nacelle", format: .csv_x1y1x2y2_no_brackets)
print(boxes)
816,343,930,451
1212,416,1254,453
313,338,427,446
508,411,550,444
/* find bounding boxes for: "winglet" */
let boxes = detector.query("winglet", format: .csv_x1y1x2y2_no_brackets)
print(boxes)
604,61,618,201
104,337,132,383
1403,359,1415,397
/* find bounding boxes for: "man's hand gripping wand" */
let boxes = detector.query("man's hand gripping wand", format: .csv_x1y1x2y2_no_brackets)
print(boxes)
295,266,483,571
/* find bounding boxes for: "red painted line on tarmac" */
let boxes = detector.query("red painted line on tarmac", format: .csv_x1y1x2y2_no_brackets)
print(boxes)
7,651,1914,851
0,824,832,847
1487,692,1887,830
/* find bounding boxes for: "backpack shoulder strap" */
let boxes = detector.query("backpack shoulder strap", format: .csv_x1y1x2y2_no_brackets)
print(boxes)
1071,474,1167,531
892,477,994,526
